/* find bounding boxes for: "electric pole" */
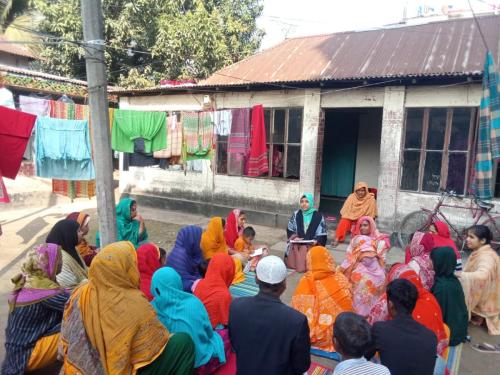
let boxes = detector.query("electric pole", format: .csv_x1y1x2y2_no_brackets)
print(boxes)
81,0,117,246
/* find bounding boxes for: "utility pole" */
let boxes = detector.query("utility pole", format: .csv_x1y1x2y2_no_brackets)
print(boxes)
81,0,117,246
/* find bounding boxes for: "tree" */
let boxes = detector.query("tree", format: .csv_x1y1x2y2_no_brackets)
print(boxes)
33,0,264,87
1,0,42,54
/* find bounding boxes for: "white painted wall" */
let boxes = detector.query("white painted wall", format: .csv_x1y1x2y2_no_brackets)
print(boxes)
355,110,382,188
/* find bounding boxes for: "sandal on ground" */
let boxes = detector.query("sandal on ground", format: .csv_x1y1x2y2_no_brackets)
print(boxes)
470,342,500,353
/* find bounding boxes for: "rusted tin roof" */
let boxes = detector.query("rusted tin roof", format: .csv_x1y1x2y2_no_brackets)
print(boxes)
199,15,500,86
0,37,37,59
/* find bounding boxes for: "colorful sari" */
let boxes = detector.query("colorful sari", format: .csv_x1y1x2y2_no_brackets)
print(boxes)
137,243,161,301
368,263,449,356
224,209,243,248
406,232,435,290
341,235,386,317
194,254,235,329
151,267,226,368
166,226,204,292
431,247,469,345
66,211,98,266
201,217,228,260
458,244,500,335
291,246,353,352
60,241,171,375
350,216,390,259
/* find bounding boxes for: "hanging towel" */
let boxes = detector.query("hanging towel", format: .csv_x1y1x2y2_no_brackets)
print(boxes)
212,110,232,136
112,109,167,153
19,96,50,117
153,115,183,158
0,172,9,203
228,108,251,155
0,88,15,109
247,105,269,177
182,112,213,161
0,106,37,179
475,52,500,199
35,117,95,180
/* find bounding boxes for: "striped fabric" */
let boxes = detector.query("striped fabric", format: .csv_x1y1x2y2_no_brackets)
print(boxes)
2,294,68,374
475,52,500,199
333,360,390,375
229,269,295,298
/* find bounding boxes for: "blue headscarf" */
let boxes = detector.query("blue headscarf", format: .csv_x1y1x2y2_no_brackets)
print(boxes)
151,267,225,368
166,225,203,292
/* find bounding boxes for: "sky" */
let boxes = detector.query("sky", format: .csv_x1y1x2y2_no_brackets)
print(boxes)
257,0,498,50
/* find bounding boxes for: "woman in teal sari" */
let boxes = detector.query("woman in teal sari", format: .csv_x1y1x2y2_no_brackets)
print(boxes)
151,267,227,371
96,198,148,248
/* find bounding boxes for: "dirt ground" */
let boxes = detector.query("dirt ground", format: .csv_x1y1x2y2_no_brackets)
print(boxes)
0,198,498,374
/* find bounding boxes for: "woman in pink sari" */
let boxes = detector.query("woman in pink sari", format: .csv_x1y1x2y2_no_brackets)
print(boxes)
341,235,386,317
350,216,390,260
405,231,435,290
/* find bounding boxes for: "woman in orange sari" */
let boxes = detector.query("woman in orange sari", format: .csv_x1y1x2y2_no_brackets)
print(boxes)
200,217,244,284
291,246,353,352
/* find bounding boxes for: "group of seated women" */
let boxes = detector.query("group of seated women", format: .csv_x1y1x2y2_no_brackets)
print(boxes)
2,192,499,374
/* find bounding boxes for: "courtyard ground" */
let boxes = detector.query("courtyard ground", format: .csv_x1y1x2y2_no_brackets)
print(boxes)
0,192,498,373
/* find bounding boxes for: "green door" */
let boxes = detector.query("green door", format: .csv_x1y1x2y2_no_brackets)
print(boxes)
321,112,358,197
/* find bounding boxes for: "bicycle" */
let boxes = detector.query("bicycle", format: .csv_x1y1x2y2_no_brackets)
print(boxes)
397,190,500,251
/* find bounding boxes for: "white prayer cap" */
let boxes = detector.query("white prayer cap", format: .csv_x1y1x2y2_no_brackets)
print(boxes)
256,255,287,284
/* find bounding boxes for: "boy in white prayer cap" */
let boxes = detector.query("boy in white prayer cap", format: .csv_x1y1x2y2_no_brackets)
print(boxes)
228,256,311,375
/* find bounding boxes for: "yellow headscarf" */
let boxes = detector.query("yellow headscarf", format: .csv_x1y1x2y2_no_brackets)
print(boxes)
340,182,377,220
77,241,169,374
200,217,228,260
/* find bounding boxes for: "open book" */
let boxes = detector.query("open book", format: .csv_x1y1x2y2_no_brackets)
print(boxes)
250,248,264,257
289,239,315,244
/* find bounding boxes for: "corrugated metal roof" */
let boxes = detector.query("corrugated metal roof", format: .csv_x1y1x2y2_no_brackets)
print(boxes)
0,37,37,59
199,15,500,86
0,64,88,86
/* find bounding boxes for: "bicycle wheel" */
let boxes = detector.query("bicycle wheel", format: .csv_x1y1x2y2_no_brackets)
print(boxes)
480,216,500,251
398,211,433,249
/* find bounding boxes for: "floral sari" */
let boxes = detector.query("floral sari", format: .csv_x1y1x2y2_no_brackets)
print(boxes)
406,232,435,290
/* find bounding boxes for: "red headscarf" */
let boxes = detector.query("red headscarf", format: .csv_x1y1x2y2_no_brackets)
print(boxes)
224,209,242,248
431,221,461,260
194,253,235,328
137,243,161,301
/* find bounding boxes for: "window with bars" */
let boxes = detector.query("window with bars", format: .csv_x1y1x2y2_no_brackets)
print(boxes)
216,107,303,179
400,107,477,195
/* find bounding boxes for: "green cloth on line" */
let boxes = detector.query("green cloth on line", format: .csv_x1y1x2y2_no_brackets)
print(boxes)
138,332,195,375
112,109,167,153
431,247,469,346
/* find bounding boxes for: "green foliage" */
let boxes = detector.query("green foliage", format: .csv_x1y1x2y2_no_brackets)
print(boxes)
33,0,263,87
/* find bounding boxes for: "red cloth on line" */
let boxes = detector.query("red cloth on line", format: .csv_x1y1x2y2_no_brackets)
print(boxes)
247,105,269,177
0,106,36,179
193,253,235,328
137,243,161,301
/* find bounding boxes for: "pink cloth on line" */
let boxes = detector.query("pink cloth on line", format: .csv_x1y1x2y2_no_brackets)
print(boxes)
0,172,9,203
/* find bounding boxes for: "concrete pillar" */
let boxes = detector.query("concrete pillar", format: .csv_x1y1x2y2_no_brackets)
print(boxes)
299,89,323,206
377,86,406,231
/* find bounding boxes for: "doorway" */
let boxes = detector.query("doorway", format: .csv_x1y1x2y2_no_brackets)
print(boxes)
319,108,383,216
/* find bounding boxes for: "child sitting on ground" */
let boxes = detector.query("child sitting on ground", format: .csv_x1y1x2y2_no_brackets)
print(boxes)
234,227,268,271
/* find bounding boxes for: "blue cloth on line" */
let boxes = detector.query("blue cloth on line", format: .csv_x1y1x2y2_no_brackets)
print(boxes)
35,116,95,180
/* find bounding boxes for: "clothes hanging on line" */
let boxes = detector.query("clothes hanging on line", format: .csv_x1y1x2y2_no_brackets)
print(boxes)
112,109,167,153
48,100,95,200
0,106,37,179
35,116,95,180
0,88,15,109
182,111,213,161
211,110,232,136
247,105,269,177
154,115,183,158
227,108,251,175
20,96,51,161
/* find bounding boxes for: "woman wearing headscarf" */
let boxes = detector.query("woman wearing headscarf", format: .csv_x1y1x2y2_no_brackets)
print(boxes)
167,225,204,292
46,219,87,290
194,253,235,329
286,193,327,272
151,267,228,371
291,246,353,352
340,235,386,317
96,197,148,248
431,247,468,345
2,244,69,374
137,243,162,301
428,221,462,271
59,241,195,375
66,211,98,266
458,225,500,335
333,182,377,246
200,217,245,285
405,231,435,290
348,216,390,260
224,209,247,248
368,264,449,357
